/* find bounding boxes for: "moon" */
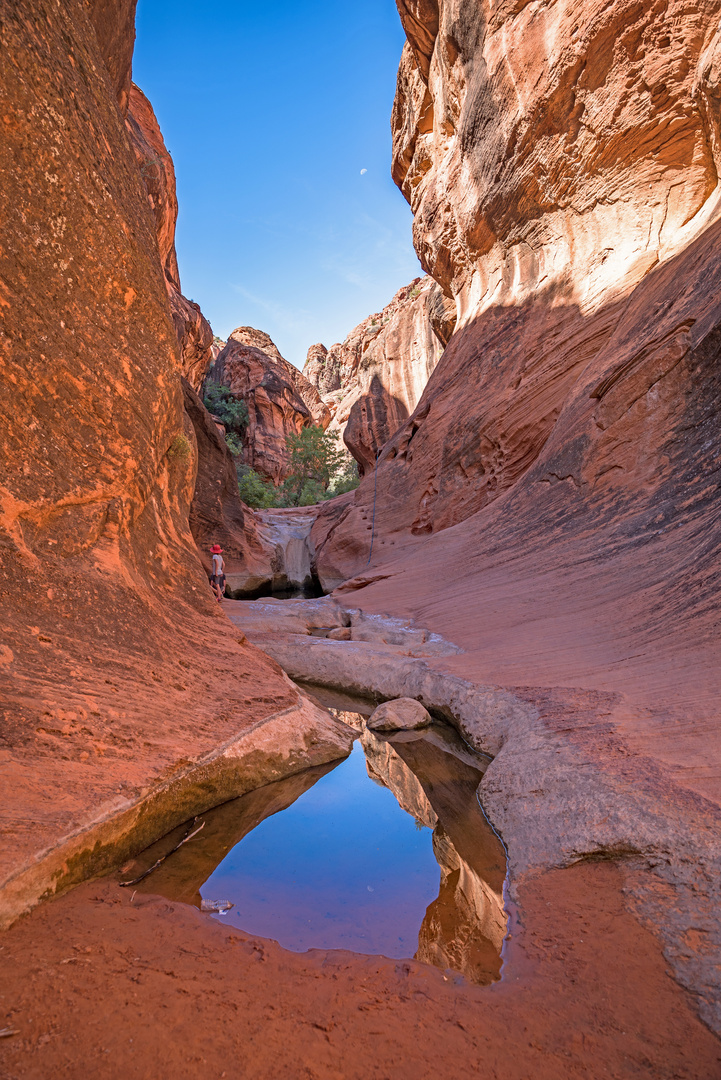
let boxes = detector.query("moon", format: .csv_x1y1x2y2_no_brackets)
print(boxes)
360,168,367,175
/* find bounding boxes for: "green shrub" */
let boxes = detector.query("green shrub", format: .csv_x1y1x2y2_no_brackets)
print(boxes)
168,433,192,461
327,456,360,497
203,384,249,435
225,431,243,457
238,466,278,509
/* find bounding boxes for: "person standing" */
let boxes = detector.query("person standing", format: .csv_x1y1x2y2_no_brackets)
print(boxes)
210,544,226,602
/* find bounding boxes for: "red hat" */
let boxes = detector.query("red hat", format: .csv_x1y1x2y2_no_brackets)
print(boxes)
210,544,223,553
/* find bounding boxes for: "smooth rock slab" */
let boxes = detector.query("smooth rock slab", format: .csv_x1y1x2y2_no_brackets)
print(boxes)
367,697,432,732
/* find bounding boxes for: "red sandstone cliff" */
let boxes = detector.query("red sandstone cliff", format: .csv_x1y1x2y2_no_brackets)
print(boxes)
303,276,454,475
125,84,213,391
125,91,283,584
315,0,721,804
0,0,298,921
181,379,284,593
210,327,331,484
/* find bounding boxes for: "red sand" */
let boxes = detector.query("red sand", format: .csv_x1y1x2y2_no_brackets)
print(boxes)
1,862,719,1079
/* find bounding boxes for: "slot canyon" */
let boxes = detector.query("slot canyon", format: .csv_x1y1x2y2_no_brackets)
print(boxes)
1,1,720,1078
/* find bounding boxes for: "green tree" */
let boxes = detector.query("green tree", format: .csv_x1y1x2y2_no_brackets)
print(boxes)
237,465,278,509
203,384,249,437
224,431,244,458
327,455,360,498
279,426,349,507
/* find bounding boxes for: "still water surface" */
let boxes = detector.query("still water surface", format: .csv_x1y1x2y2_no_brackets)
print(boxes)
202,741,439,956
130,706,507,984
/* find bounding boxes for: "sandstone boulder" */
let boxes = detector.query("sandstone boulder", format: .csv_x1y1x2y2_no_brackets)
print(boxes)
366,698,432,732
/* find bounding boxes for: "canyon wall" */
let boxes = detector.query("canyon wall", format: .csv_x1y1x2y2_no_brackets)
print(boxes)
315,0,721,799
181,379,282,592
126,83,213,391
209,327,330,484
304,276,454,474
0,0,302,922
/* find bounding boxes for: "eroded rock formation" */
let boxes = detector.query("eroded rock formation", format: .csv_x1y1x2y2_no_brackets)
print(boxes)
181,380,282,593
0,0,317,924
303,276,453,474
209,327,330,484
307,0,721,1029
318,0,721,599
126,83,213,391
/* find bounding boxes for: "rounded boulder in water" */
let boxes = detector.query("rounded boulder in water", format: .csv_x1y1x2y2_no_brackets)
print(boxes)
366,698,432,732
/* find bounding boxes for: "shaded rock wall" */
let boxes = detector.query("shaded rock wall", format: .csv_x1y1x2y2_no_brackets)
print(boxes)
303,276,454,474
181,380,280,590
210,327,330,484
315,0,721,811
125,84,213,391
88,0,138,114
0,0,297,920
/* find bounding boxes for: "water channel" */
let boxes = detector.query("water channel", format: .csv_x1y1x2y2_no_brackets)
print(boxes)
128,686,507,986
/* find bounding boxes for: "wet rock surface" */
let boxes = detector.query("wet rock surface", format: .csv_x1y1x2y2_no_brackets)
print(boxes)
228,596,721,1035
3,860,719,1079
120,710,502,983
359,723,505,984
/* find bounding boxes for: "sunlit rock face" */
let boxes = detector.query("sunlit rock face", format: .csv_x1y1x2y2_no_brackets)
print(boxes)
0,0,296,922
392,0,718,319
210,328,330,485
126,84,213,391
317,0,721,576
303,277,454,474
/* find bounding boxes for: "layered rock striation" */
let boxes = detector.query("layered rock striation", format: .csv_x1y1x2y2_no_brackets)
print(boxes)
319,0,721,605
0,0,311,923
209,327,330,484
303,276,454,474
310,0,721,1027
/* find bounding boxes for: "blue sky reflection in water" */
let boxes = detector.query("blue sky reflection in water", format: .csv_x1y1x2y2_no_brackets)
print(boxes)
201,742,440,956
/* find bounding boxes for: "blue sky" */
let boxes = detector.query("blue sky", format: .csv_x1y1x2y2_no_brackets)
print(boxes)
133,0,422,369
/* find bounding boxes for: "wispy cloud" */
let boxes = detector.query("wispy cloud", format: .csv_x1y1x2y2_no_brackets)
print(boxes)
230,283,315,333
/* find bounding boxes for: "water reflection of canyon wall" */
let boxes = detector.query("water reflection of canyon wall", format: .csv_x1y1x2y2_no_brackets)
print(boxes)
362,727,506,985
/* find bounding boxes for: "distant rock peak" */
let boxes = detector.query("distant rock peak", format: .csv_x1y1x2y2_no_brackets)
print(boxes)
302,275,455,474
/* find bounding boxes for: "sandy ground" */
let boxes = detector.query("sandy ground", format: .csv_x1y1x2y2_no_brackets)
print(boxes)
1,862,719,1080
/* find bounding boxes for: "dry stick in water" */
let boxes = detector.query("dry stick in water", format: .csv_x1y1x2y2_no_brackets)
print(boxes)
119,819,205,887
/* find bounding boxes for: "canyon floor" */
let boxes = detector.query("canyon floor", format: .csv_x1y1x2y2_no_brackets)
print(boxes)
1,863,718,1080
2,593,720,1079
